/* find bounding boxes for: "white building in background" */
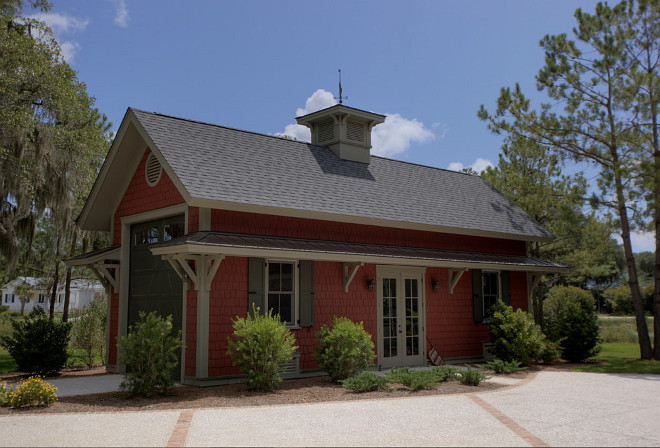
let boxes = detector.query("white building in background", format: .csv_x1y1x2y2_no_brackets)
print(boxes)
0,277,104,314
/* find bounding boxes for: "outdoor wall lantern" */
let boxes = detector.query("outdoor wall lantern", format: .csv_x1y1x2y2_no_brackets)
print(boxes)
431,279,440,292
367,277,376,291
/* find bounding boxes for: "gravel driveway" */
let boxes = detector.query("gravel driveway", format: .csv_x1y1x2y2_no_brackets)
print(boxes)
1,371,659,447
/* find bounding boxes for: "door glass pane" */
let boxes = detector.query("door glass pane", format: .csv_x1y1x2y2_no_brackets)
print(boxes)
405,278,420,356
382,278,397,359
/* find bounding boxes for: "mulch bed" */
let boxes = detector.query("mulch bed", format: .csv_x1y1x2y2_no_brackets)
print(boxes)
0,366,533,415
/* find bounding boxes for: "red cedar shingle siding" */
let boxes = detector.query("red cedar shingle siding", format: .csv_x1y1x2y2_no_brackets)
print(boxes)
112,149,185,245
107,149,185,365
210,209,527,255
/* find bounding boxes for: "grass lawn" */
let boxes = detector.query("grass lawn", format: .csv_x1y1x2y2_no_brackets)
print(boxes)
573,316,659,374
0,312,103,374
573,342,660,374
0,314,18,373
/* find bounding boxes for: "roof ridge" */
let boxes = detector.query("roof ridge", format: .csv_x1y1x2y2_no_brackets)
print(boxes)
129,107,328,150
129,108,475,176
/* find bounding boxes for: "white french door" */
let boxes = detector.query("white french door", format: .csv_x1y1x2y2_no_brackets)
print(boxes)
376,266,425,369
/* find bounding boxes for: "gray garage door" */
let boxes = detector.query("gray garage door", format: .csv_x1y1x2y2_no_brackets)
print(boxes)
129,215,185,380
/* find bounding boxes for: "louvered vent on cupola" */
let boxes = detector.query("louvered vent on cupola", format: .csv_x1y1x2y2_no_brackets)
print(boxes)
318,120,335,143
145,152,162,186
295,104,385,164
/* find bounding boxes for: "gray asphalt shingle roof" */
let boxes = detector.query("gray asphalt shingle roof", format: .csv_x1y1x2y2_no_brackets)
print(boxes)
131,108,553,241
151,232,565,271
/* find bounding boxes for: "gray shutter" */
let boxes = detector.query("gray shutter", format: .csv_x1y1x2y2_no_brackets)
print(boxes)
500,271,511,306
248,257,265,315
298,260,314,327
472,269,483,323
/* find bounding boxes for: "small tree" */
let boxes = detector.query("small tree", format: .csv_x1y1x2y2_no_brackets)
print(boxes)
314,316,375,382
0,307,71,376
487,301,559,364
226,306,297,392
117,311,181,398
14,282,35,316
71,298,107,367
544,286,601,362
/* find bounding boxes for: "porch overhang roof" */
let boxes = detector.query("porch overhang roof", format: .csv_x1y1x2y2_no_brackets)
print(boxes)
66,245,121,266
149,232,567,273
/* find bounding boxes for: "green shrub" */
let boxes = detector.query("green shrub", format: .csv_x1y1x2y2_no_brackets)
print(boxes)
226,306,297,392
456,367,488,386
0,381,9,406
314,316,375,382
476,359,526,374
71,298,107,367
0,307,72,376
487,300,559,364
341,372,391,393
544,286,601,362
0,305,9,314
385,366,458,390
603,285,654,315
431,366,460,381
5,376,57,407
118,311,182,398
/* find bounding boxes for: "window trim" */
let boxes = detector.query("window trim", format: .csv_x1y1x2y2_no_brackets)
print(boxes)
264,259,299,328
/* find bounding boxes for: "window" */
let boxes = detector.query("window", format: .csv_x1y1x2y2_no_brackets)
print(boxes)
3,294,7,303
266,261,297,326
58,294,63,303
482,271,500,318
473,269,510,323
11,294,15,303
248,258,314,328
38,294,45,303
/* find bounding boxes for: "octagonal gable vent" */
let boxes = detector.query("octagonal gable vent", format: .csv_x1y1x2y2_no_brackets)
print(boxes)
145,153,162,187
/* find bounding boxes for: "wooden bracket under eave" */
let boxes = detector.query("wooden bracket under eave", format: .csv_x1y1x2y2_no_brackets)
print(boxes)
163,254,224,291
448,268,467,295
90,263,120,293
343,262,364,293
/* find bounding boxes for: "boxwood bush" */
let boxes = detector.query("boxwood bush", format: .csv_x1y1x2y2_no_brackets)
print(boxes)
314,316,375,382
226,306,297,392
0,307,71,376
487,300,559,364
544,286,601,362
118,311,181,398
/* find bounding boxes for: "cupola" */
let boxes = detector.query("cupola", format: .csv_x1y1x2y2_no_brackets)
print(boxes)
295,104,385,164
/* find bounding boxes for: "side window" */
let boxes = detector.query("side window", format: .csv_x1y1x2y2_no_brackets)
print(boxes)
266,261,296,326
482,271,500,318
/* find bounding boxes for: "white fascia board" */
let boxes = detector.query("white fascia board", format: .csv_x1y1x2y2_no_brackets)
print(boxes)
149,243,567,273
77,110,192,232
187,198,555,243
77,112,134,230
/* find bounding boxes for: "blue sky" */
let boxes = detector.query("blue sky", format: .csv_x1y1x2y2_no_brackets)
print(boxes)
27,0,653,251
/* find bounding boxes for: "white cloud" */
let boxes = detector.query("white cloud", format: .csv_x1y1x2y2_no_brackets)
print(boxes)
372,114,434,157
27,12,89,63
59,41,81,63
448,158,494,173
112,0,129,27
629,231,655,253
296,89,336,116
275,89,336,141
279,123,311,142
277,89,435,157
28,12,89,33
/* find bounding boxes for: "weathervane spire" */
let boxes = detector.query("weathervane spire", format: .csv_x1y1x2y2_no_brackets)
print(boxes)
336,69,347,104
